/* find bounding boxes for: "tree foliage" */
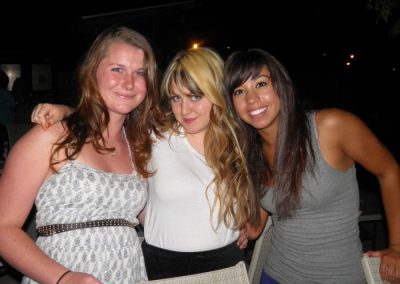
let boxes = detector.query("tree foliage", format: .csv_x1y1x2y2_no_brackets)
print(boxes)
367,0,400,37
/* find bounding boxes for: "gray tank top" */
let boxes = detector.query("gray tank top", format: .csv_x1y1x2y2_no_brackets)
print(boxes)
261,112,365,283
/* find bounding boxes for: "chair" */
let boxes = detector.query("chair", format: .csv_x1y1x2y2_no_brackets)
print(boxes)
146,261,249,284
247,217,273,284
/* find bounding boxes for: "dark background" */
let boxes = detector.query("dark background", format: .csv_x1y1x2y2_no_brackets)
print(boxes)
1,0,399,164
0,2,398,277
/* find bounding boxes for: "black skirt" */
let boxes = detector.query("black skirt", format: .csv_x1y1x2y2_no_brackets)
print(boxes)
141,240,244,280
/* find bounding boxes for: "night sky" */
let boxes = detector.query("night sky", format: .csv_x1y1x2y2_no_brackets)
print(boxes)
1,0,399,154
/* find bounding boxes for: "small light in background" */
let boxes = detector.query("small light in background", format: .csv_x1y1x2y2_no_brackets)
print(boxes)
346,62,351,67
192,43,199,49
349,53,355,59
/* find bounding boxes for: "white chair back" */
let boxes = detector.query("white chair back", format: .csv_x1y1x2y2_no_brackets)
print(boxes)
146,261,249,284
247,217,273,284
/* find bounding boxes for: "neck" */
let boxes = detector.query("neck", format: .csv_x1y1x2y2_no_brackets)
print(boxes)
186,132,205,155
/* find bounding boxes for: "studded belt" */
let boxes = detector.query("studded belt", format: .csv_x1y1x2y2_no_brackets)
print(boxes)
36,218,136,237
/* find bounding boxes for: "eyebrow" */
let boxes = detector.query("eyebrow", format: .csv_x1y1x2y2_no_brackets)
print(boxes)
255,73,270,79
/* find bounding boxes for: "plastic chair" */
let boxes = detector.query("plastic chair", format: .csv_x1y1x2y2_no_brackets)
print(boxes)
146,261,249,284
247,218,273,284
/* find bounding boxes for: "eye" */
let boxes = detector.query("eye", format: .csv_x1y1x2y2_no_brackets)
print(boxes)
170,95,181,103
256,81,268,88
233,89,245,97
111,67,123,73
135,69,145,77
191,94,202,101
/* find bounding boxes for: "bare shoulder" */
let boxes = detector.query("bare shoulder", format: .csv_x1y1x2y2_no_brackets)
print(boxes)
315,108,365,135
16,122,67,147
9,122,68,160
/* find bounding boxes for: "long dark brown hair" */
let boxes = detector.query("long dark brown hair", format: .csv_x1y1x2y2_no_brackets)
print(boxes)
224,49,315,218
50,26,165,177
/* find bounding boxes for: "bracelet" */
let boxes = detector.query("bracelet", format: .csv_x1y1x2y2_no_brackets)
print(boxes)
56,270,71,284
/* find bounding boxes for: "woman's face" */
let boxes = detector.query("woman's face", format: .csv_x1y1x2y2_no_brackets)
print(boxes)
96,42,147,117
232,66,280,132
169,80,213,138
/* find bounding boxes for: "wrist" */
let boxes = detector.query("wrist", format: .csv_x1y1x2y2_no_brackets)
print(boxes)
56,270,71,284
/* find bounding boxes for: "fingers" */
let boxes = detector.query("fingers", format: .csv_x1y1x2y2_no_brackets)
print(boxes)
236,237,248,250
380,255,400,283
237,227,249,250
31,103,53,129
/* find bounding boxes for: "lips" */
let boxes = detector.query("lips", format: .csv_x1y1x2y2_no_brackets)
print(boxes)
116,92,136,99
183,117,196,124
249,106,267,117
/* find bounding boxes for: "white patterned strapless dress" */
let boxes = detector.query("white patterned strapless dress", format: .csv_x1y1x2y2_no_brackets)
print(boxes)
22,161,148,284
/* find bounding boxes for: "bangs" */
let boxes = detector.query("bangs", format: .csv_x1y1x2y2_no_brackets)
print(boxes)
226,52,265,94
170,68,203,96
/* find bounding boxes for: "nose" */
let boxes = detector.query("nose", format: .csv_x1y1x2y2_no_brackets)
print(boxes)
181,98,192,115
246,90,259,104
122,74,134,90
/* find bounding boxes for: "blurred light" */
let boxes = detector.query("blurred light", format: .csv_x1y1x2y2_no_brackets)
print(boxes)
349,53,355,59
192,43,199,49
0,64,21,90
346,62,351,66
226,46,231,50
393,67,397,71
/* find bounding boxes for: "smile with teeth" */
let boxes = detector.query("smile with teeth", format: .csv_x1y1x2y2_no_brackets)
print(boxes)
249,107,267,116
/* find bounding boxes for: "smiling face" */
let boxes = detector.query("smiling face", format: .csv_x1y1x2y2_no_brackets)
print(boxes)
232,66,280,134
96,42,147,118
169,80,213,139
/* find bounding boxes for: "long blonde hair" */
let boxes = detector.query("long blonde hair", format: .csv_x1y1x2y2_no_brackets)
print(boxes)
160,47,257,228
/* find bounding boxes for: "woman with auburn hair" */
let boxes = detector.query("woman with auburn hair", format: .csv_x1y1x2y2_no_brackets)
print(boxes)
0,26,164,283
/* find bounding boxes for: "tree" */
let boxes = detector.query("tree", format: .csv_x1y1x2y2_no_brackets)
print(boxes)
367,0,400,38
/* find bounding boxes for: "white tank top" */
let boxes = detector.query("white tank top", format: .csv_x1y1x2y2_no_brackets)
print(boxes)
144,132,239,252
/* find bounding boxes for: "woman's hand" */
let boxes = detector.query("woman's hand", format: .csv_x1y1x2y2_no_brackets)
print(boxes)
364,247,400,283
57,271,102,284
237,226,249,250
31,103,72,129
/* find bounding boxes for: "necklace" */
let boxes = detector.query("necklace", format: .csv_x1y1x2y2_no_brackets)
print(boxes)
110,127,129,156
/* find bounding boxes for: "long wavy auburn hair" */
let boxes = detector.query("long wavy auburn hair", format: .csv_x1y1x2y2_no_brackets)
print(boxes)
50,26,165,177
160,47,258,228
224,49,315,218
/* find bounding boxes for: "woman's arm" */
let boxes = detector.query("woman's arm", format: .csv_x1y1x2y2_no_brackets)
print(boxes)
247,207,269,240
31,103,74,129
0,125,70,283
318,108,400,282
0,125,100,283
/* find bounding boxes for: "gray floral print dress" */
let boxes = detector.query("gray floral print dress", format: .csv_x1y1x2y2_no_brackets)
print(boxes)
22,161,148,284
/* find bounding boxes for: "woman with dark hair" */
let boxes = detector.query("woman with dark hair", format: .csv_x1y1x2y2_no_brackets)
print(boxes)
224,49,400,283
